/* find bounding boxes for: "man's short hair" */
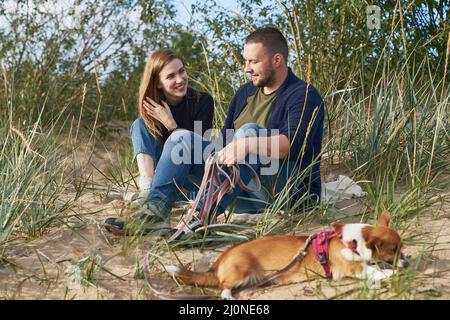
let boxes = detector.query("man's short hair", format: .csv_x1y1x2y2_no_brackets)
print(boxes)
245,27,288,64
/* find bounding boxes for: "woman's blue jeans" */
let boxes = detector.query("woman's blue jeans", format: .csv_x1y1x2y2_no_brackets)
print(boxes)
131,118,198,200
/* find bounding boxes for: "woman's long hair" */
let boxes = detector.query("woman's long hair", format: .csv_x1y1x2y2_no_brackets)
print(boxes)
138,49,185,139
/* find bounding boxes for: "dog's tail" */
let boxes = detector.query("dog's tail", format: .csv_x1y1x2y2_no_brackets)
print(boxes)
166,265,219,288
143,256,211,300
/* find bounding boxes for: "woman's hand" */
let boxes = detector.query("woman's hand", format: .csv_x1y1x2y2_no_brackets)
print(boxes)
143,97,178,131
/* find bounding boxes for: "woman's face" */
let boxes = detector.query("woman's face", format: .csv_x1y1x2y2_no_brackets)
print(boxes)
158,58,188,104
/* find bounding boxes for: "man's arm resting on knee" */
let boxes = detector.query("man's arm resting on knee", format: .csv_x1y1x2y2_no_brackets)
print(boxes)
245,135,290,159
217,135,290,166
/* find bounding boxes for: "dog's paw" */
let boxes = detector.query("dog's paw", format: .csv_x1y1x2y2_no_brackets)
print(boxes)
379,269,394,278
365,266,394,282
165,265,180,274
221,289,235,300
366,279,381,289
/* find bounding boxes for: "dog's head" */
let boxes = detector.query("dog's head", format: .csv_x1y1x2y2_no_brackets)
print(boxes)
363,211,408,268
332,211,409,268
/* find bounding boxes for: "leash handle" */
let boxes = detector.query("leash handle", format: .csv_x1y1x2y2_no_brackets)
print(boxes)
169,153,261,242
168,154,216,241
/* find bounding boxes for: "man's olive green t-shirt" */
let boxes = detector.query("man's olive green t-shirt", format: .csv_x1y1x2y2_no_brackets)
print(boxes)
233,88,277,130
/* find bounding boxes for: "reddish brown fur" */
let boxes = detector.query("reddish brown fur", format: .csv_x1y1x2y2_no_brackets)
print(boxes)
362,228,403,262
174,269,220,287
175,235,364,290
173,211,403,293
363,211,403,262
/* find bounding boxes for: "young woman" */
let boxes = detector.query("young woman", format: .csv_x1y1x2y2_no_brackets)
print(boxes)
131,49,214,202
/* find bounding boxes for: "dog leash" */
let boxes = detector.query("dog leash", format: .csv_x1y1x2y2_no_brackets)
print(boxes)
253,231,338,288
144,153,262,299
142,236,314,300
255,234,316,287
144,232,341,300
169,152,261,242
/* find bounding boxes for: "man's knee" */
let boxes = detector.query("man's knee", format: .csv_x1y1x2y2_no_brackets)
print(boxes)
234,123,262,140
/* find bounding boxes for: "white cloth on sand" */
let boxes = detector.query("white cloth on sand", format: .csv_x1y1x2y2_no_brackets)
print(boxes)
321,175,367,205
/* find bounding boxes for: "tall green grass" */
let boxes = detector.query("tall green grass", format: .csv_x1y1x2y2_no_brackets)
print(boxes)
323,52,449,224
0,119,73,246
0,0,448,300
157,4,450,258
0,86,88,258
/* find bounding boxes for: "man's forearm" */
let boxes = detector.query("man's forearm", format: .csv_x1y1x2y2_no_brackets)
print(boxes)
245,135,290,159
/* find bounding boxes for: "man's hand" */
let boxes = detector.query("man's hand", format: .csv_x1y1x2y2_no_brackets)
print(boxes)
143,97,178,131
217,134,290,166
217,139,248,167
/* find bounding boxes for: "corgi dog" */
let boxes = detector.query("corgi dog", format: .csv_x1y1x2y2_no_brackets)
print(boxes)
166,211,408,300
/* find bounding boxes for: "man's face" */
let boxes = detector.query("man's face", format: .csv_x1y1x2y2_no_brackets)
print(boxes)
243,42,276,88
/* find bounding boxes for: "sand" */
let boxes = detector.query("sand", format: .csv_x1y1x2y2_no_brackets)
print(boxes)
1,134,448,300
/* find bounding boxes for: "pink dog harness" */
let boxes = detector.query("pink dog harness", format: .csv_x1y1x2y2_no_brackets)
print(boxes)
312,231,337,278
312,231,360,279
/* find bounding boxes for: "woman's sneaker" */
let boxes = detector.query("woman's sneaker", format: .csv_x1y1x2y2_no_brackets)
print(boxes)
104,202,170,236
122,188,150,204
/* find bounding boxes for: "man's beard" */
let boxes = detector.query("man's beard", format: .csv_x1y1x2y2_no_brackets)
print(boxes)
253,67,276,88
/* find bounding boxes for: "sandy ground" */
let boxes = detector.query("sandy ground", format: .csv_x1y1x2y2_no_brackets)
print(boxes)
0,136,449,300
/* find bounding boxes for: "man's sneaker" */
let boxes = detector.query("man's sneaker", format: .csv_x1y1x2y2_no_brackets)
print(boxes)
171,212,206,241
123,191,138,202
104,202,170,236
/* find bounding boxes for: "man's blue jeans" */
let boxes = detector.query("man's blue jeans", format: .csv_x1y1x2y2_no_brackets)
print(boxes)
145,123,295,219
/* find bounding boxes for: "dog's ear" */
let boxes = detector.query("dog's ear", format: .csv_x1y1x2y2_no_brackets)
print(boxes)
331,222,343,236
377,210,391,228
365,235,382,252
362,226,380,251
